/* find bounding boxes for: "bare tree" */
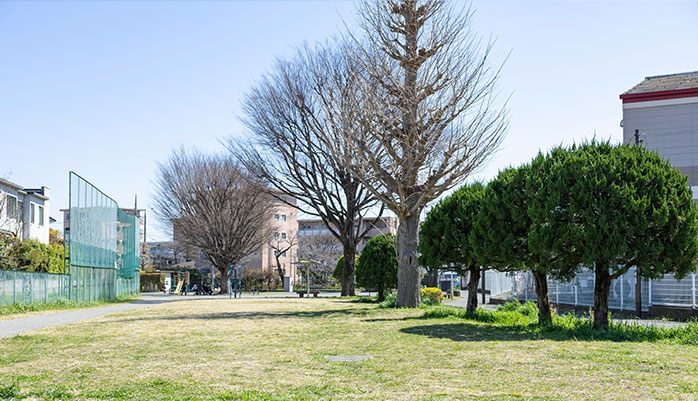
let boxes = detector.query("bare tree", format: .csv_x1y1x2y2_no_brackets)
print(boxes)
297,231,343,286
269,231,298,283
329,0,508,306
230,41,383,296
153,148,275,293
0,190,24,239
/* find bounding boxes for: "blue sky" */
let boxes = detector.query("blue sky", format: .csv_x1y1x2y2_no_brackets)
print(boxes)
1,1,697,241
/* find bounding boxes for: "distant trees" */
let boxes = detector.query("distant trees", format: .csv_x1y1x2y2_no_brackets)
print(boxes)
326,0,507,307
357,234,398,301
153,148,275,294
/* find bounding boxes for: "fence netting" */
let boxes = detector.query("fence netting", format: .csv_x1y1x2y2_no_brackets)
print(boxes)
0,171,142,305
69,172,139,278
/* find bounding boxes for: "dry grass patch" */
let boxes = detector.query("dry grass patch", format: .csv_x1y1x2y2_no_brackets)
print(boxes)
0,297,697,400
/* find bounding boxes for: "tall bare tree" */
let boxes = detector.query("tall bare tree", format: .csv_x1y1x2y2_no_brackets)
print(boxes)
328,0,508,306
230,41,383,296
297,231,344,286
153,148,275,293
269,231,298,283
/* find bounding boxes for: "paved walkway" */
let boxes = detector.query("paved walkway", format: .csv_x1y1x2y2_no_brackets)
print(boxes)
0,294,180,339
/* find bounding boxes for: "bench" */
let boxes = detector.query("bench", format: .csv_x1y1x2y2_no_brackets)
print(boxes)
296,290,320,298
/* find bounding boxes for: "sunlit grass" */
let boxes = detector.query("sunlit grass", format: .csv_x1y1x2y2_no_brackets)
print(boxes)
1,297,697,400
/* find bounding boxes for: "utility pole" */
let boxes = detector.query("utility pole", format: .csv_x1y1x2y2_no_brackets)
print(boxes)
635,129,643,318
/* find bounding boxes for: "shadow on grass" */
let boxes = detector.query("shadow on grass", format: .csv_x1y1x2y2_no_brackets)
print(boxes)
108,308,369,323
399,307,698,344
401,322,536,342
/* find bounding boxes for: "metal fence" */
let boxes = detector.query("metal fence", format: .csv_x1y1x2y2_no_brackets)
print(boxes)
0,267,139,306
0,172,142,306
0,270,70,305
487,268,698,311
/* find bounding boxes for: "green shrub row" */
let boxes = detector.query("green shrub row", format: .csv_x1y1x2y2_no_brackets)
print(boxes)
0,233,65,273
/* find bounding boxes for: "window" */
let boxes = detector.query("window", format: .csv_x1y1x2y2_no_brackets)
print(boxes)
274,214,279,220
281,251,287,257
281,214,286,222
38,206,44,226
30,203,35,224
281,232,286,240
274,232,280,240
5,195,17,220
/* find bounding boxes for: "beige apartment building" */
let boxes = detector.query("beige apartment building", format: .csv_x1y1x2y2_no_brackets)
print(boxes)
241,195,299,280
297,216,399,254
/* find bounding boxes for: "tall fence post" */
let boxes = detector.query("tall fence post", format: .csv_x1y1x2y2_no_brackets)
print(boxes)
648,279,653,307
620,274,624,310
691,273,696,309
556,283,559,305
524,273,529,301
574,282,578,306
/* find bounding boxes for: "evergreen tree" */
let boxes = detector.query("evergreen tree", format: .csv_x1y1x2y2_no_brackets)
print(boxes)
528,142,698,329
357,234,398,301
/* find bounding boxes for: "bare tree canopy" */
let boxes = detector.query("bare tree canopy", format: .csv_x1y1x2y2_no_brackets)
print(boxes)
153,148,275,292
330,0,508,306
297,231,343,286
230,40,383,296
269,230,298,283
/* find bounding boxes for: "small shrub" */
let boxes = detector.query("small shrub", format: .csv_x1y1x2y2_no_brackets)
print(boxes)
377,290,397,308
420,287,443,305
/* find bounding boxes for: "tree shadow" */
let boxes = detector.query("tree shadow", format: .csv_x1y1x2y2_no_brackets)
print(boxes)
400,322,539,342
107,308,369,323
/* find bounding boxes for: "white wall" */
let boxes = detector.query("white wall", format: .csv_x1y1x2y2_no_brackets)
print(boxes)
0,183,50,244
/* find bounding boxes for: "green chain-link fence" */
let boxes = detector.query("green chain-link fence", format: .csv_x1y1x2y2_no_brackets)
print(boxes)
0,172,140,306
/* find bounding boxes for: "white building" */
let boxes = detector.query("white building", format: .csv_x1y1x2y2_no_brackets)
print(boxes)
0,178,51,243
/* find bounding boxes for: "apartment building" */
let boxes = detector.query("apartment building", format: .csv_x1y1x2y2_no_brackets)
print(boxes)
0,178,50,243
297,216,399,254
621,71,698,200
241,195,299,280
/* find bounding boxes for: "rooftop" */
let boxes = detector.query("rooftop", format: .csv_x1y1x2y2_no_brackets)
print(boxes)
623,71,698,95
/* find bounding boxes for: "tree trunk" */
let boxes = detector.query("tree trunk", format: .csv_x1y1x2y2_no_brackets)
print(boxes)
340,242,356,296
532,270,552,325
397,211,422,307
377,284,385,302
275,255,285,283
220,266,230,294
593,265,611,330
425,268,439,288
466,266,480,313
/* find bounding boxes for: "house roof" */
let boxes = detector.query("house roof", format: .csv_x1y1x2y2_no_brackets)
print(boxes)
624,71,698,95
0,179,49,200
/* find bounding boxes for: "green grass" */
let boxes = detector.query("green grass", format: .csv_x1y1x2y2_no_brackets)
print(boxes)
0,294,139,316
423,301,698,345
1,298,697,400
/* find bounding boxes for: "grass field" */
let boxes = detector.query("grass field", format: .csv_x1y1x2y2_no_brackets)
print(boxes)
1,297,697,400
